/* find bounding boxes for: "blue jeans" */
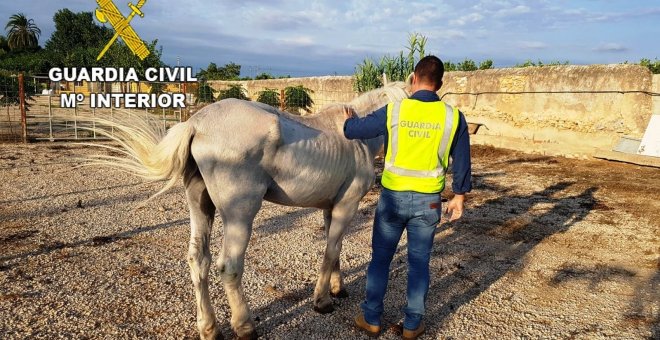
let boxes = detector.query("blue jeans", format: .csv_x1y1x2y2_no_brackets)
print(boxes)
361,188,441,330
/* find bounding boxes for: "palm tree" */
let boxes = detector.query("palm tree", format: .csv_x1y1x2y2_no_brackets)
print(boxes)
5,13,41,51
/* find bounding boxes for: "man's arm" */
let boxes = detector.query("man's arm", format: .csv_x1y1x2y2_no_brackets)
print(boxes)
444,112,472,221
343,105,388,140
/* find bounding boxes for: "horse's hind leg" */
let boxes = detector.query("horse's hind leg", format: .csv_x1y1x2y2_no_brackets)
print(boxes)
185,169,221,340
208,183,266,339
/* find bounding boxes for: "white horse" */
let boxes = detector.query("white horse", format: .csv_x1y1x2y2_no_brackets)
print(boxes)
85,82,408,339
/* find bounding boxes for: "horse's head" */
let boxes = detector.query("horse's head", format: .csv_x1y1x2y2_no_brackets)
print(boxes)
349,81,410,117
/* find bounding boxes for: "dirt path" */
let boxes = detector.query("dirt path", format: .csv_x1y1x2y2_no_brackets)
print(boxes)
0,143,658,339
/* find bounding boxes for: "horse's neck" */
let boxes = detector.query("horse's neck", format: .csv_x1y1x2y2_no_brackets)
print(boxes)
293,109,347,135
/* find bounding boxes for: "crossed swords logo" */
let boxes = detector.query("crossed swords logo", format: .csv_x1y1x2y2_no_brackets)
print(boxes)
95,0,150,61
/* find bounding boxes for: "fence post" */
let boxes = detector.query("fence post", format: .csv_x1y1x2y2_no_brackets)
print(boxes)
73,82,78,139
18,73,27,143
279,89,285,111
48,94,53,141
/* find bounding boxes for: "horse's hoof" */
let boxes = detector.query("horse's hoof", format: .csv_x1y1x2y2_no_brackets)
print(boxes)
331,289,349,299
313,303,335,314
199,324,223,340
236,331,258,340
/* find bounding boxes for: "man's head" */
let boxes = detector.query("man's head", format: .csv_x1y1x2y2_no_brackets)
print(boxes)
411,55,444,92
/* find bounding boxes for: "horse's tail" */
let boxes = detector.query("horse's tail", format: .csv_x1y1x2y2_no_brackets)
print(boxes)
81,110,195,201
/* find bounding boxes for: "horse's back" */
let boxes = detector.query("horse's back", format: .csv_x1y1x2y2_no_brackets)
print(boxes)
188,99,360,208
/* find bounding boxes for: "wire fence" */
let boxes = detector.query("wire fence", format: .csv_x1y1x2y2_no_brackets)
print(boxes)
0,74,198,142
0,73,359,143
0,74,27,142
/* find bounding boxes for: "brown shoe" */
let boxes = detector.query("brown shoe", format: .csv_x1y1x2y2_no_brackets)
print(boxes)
402,321,425,340
354,314,380,337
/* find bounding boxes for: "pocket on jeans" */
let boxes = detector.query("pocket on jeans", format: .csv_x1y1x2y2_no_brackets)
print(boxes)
420,202,441,226
376,195,396,222
422,209,440,225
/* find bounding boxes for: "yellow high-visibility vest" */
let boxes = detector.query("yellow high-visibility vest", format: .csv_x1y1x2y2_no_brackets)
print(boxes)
381,99,460,193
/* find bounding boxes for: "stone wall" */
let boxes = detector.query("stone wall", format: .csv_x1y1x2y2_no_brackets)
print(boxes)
208,76,355,112
654,74,660,116
442,65,655,157
209,65,657,158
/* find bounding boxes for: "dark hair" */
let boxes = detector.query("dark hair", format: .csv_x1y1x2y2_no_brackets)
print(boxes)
414,55,444,89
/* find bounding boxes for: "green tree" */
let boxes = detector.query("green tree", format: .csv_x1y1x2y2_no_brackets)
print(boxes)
255,72,274,80
256,88,280,107
0,49,55,73
197,62,241,80
42,9,162,71
284,85,313,114
100,39,164,76
45,9,110,54
217,83,249,101
0,9,162,74
0,35,9,53
5,13,41,51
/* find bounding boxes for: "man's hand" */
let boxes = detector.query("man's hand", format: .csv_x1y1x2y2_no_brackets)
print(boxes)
343,106,357,120
444,194,465,222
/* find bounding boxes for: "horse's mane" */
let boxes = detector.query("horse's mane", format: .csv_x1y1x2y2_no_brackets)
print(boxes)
278,81,410,132
348,81,410,116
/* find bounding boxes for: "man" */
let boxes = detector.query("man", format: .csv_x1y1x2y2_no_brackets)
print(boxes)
344,55,471,339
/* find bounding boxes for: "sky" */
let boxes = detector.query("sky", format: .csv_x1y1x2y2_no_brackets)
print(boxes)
1,0,659,77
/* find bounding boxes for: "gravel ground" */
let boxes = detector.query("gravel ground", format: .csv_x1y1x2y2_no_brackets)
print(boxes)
0,142,658,339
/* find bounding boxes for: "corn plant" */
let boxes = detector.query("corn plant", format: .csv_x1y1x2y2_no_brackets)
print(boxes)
353,32,427,93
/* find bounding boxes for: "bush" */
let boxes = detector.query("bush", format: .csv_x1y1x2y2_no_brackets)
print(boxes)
195,82,216,103
256,88,280,107
457,58,477,71
284,85,313,114
479,59,494,70
640,58,660,74
515,59,570,68
217,83,249,101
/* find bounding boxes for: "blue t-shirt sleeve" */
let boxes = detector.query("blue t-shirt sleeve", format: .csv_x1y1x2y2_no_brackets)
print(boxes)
450,112,472,194
343,105,388,139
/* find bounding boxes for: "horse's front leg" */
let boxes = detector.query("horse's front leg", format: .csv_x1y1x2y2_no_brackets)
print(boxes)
185,171,221,340
323,208,348,299
313,202,358,313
